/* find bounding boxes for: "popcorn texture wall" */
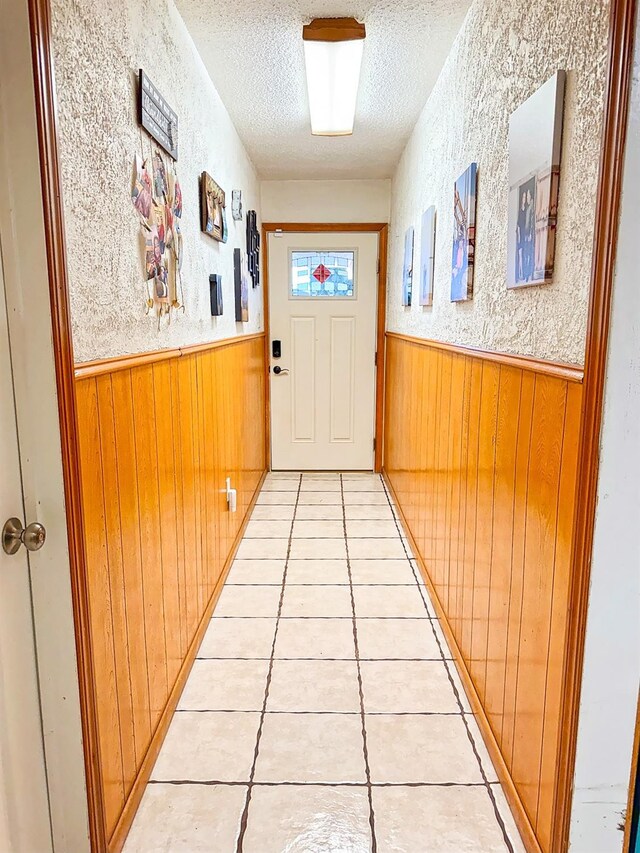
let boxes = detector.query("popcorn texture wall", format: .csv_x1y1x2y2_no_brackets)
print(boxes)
51,0,262,362
387,0,610,365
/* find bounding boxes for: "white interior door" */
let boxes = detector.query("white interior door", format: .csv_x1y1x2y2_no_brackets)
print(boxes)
269,231,379,470
0,248,53,850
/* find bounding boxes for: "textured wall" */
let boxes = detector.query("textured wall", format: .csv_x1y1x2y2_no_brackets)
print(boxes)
387,0,610,365
260,180,391,223
51,0,262,362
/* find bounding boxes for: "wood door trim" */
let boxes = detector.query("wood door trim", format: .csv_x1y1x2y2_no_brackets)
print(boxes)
27,0,107,849
262,221,389,472
385,332,584,383
74,333,266,380
552,0,637,848
107,470,266,853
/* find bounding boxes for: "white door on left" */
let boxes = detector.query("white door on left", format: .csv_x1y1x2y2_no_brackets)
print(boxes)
0,237,52,850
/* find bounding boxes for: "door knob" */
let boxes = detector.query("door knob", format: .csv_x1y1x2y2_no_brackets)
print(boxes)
273,365,289,375
2,517,47,556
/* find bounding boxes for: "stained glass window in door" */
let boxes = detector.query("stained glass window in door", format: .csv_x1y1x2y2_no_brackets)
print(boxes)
290,250,356,298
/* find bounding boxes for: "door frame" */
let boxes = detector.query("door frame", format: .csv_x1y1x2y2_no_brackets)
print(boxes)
262,221,388,472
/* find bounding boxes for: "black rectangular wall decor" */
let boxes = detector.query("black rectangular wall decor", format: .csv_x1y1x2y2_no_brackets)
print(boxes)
209,274,223,316
138,70,178,160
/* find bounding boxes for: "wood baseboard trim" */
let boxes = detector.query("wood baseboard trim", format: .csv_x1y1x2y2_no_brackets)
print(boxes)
74,332,266,380
382,469,542,853
385,332,584,383
106,469,267,853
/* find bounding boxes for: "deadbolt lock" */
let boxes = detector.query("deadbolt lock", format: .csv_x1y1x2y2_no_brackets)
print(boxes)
2,517,47,556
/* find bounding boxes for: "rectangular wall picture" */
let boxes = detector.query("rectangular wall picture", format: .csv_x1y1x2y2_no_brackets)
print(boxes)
209,274,223,316
200,171,225,241
402,226,414,306
507,71,566,288
234,248,249,322
419,206,436,306
451,163,477,302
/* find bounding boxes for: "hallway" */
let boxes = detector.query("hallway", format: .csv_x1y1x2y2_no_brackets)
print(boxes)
123,472,525,852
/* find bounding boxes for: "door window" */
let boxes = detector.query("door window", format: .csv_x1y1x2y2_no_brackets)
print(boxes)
290,250,356,298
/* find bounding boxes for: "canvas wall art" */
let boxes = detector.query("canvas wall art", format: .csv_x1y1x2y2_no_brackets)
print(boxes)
451,162,477,302
402,226,414,307
209,274,223,316
200,172,225,241
234,248,249,322
419,206,436,307
507,71,566,289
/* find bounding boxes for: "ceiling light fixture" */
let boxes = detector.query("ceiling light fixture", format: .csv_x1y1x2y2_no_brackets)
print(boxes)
302,17,366,137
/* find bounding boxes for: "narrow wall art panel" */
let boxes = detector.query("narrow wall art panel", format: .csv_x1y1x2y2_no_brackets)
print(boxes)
402,226,414,306
507,71,566,289
451,163,477,302
234,248,249,322
419,206,436,306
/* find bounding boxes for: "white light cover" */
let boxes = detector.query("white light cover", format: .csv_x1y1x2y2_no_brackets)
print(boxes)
303,38,364,136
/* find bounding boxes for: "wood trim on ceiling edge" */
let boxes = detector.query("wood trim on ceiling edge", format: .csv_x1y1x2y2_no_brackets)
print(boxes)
107,469,267,853
74,332,266,379
382,470,543,853
385,332,584,383
262,221,389,232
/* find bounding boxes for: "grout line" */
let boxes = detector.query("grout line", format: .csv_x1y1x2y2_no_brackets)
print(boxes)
195,656,453,662
174,709,468,716
235,473,303,852
148,779,490,788
379,477,516,853
340,473,378,853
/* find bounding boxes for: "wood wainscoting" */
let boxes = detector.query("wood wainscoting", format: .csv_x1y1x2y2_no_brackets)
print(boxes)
74,333,266,851
383,332,584,853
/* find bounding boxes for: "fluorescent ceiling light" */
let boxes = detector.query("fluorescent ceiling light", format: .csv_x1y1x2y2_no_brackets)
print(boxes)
303,18,365,136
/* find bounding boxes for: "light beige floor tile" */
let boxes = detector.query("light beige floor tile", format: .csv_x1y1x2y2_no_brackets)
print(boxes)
260,480,300,491
178,659,269,711
466,714,498,781
267,660,360,712
151,711,260,781
303,472,340,480
286,559,349,584
348,538,407,559
121,783,246,853
226,559,285,585
243,785,371,853
492,784,529,853
292,520,345,538
343,491,389,505
342,480,384,492
235,538,289,560
366,714,483,783
254,713,366,783
251,504,295,521
349,559,416,585
266,472,301,480
346,520,400,538
274,618,356,659
295,504,344,520
299,479,342,491
214,585,282,617
356,618,442,660
244,520,292,538
281,585,353,617
198,617,276,658
341,473,381,483
372,785,511,852
298,491,343,505
289,538,347,559
344,504,396,521
360,660,459,713
257,491,297,505
352,585,429,618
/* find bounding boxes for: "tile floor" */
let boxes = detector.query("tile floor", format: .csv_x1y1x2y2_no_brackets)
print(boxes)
123,472,526,853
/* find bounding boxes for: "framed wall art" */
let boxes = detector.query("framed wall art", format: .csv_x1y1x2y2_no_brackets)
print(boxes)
234,248,249,322
209,274,223,316
200,172,225,241
507,71,566,289
246,209,260,287
451,162,477,302
419,206,436,307
402,226,414,307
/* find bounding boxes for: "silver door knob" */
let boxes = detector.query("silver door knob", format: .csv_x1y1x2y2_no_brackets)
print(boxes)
2,517,47,556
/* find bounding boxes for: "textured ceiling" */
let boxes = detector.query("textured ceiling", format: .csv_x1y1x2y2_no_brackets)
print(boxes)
175,0,472,179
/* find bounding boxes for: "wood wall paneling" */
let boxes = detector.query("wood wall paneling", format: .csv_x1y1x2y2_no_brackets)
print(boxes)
383,333,583,853
75,336,266,850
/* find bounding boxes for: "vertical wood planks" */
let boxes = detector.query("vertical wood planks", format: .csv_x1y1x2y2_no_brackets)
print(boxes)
75,336,266,847
383,334,583,853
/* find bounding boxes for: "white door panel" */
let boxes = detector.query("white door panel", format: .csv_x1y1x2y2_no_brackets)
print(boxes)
269,231,378,470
